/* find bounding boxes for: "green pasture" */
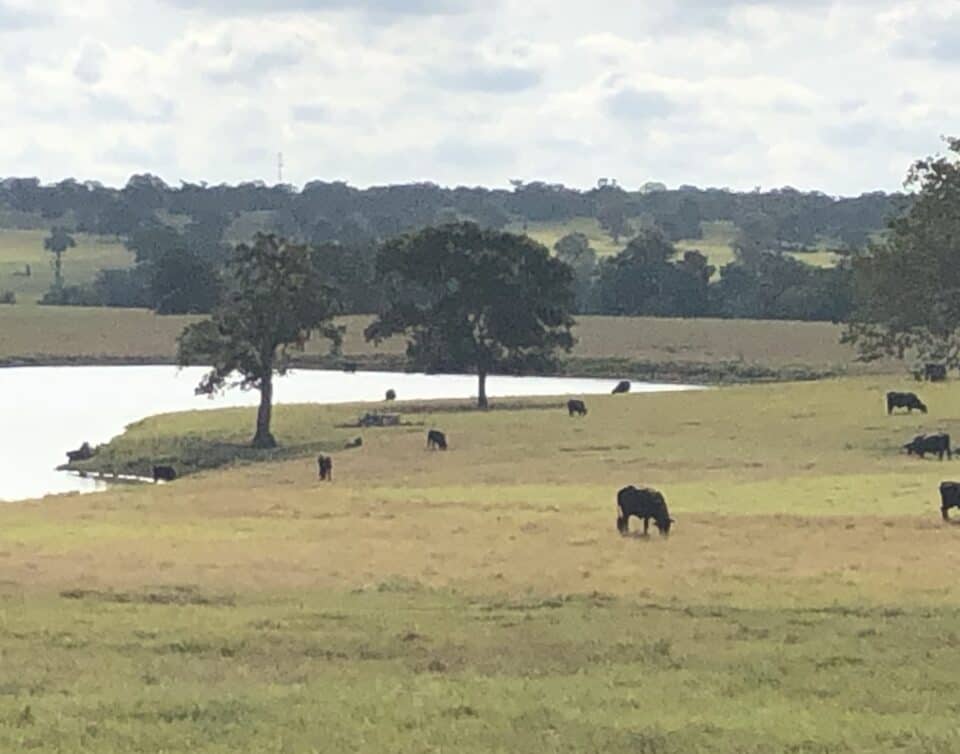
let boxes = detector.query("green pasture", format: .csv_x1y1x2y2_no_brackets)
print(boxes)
0,229,132,303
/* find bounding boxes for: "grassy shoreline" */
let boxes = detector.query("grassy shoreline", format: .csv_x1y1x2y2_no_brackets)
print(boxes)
0,351,846,384
1,307,896,383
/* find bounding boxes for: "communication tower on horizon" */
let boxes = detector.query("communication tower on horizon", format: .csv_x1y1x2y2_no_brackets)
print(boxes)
278,152,284,184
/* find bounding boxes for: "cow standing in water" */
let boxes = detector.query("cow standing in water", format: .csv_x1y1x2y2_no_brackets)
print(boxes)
317,455,333,481
616,486,674,536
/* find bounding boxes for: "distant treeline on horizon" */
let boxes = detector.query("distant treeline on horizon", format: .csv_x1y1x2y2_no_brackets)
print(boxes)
0,174,909,251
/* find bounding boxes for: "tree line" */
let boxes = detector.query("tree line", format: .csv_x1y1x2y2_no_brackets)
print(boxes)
40,217,855,323
2,172,906,252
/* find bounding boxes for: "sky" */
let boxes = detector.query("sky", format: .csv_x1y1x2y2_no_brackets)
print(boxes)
0,0,956,195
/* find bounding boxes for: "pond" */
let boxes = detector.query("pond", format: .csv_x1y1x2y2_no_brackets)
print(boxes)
2,365,699,502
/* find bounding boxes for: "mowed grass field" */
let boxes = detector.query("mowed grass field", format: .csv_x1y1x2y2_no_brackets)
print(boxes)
0,229,132,303
0,307,900,380
4,378,960,751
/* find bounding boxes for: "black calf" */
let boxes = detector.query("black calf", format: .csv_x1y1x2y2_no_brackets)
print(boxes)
616,485,673,536
153,465,177,483
427,430,448,450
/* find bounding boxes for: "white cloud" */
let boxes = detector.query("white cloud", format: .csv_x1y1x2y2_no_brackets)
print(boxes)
0,0,953,193
73,40,108,84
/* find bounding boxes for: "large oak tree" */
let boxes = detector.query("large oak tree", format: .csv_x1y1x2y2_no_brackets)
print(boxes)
365,223,576,408
177,234,342,448
844,138,960,367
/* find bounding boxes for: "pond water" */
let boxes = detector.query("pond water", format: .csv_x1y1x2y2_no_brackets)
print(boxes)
2,365,699,503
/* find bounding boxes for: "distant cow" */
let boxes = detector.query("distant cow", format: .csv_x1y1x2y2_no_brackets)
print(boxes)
317,454,333,481
940,482,960,521
616,485,674,536
385,389,397,401
567,399,588,417
427,429,448,451
152,465,177,483
66,442,94,463
925,363,947,382
904,433,952,461
887,391,927,415
345,437,363,449
612,380,631,395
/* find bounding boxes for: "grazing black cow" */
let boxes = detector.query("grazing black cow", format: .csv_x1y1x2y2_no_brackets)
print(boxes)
385,389,397,401
612,380,631,395
152,465,177,483
940,482,960,521
66,442,94,463
567,399,588,417
904,433,952,460
925,363,947,382
616,485,674,536
887,391,927,415
317,454,333,481
426,429,448,450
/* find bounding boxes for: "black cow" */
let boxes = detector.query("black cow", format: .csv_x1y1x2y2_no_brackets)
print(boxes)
385,389,397,401
317,454,333,481
904,433,952,460
925,363,947,382
152,465,177,483
616,486,674,536
567,399,588,417
427,429,448,450
940,482,960,521
345,437,363,449
612,380,631,395
887,391,927,415
66,442,94,463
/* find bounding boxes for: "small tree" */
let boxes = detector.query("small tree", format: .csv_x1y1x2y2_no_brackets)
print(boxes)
597,202,631,244
44,227,76,291
177,234,342,448
844,138,960,366
555,233,599,313
365,223,576,409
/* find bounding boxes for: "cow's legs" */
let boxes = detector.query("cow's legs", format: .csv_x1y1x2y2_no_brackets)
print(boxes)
643,517,650,536
943,506,951,521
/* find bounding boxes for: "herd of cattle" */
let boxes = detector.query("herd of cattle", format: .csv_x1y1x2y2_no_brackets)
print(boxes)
63,377,960,534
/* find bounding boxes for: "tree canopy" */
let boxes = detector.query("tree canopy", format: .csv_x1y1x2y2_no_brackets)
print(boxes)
844,138,960,366
177,234,342,448
365,223,576,408
43,226,76,291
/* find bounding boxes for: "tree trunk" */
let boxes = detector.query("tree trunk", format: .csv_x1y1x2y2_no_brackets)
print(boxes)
252,373,277,448
53,251,63,290
477,369,488,410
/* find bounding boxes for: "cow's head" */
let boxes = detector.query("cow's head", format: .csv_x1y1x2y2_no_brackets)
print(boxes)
616,515,628,535
657,517,674,536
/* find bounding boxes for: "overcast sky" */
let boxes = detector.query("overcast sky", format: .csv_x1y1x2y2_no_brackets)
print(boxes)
0,0,956,194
